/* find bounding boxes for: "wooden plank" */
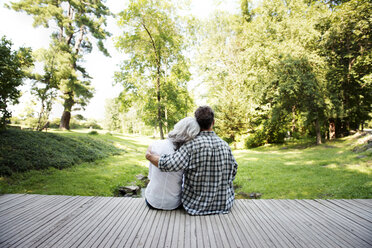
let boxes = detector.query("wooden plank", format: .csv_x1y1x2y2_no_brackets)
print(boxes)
252,200,307,248
145,209,167,247
227,203,257,248
103,198,146,248
341,199,372,213
177,209,186,248
0,194,26,205
239,200,280,247
198,214,211,248
163,210,176,248
242,199,295,248
353,199,372,208
1,195,372,248
0,195,68,242
189,212,197,248
86,198,133,247
210,211,230,248
116,199,151,247
194,215,204,248
308,200,372,245
11,196,92,248
0,194,50,216
232,200,265,248
29,196,103,247
66,197,124,247
267,199,333,248
294,199,370,248
314,200,372,233
333,199,372,219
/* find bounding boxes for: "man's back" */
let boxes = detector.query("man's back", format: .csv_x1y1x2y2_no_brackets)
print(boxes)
158,131,238,215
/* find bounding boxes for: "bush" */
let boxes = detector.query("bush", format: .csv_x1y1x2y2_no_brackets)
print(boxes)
245,130,266,148
0,129,123,176
89,130,98,135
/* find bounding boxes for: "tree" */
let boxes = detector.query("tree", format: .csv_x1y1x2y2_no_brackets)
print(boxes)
196,0,329,145
29,47,60,131
104,98,122,132
10,0,112,130
115,0,193,139
317,0,372,135
0,36,33,129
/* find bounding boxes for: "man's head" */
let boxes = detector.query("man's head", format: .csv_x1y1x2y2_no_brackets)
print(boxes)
194,106,214,130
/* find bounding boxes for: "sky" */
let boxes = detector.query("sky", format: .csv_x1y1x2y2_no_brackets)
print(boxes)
0,0,240,121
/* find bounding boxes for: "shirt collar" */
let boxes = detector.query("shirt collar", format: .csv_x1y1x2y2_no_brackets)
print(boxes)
199,131,215,136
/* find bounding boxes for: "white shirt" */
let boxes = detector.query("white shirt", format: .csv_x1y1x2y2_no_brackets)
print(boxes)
145,139,183,210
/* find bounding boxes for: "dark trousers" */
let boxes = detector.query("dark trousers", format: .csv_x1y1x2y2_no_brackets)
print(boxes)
145,199,183,210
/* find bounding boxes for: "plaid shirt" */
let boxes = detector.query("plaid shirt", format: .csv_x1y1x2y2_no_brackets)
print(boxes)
158,131,238,215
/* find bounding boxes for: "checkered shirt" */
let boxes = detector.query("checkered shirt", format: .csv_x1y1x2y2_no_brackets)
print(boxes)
158,131,238,215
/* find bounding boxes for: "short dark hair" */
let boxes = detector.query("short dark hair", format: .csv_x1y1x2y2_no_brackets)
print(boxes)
194,106,214,130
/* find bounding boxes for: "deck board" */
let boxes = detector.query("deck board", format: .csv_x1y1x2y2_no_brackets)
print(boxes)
0,194,371,248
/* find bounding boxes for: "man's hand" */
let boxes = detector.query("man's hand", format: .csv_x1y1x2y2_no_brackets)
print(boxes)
145,145,160,167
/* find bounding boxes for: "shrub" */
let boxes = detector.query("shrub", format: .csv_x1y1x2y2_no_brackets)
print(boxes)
245,130,266,148
0,129,123,176
89,130,98,135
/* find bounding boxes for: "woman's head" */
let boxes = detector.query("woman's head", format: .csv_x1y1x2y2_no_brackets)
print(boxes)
168,117,200,149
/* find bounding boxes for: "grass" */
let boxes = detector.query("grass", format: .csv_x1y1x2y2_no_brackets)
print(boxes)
0,130,153,196
0,128,123,175
0,130,371,199
234,133,372,199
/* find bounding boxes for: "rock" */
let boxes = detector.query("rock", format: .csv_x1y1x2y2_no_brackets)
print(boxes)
136,174,147,181
249,192,262,199
356,155,367,159
279,147,288,150
118,185,140,196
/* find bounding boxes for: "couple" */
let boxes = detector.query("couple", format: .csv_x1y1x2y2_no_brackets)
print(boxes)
145,106,238,215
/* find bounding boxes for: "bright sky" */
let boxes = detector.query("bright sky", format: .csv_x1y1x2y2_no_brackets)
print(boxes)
0,0,240,121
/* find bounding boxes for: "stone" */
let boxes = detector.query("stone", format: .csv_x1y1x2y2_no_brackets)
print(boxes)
356,155,367,159
136,174,147,181
249,192,262,199
118,185,140,196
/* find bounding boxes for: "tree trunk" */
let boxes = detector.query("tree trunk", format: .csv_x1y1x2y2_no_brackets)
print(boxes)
59,92,74,130
315,119,322,145
329,119,336,140
157,66,164,139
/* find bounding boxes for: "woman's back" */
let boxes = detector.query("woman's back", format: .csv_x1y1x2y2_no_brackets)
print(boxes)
145,139,183,210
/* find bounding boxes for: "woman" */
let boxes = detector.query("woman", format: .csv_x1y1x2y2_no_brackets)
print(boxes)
145,117,200,210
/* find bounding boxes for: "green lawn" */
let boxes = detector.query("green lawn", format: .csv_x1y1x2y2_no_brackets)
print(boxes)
234,134,372,199
0,130,371,199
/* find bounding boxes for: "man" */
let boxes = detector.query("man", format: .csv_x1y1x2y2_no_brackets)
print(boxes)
145,106,238,215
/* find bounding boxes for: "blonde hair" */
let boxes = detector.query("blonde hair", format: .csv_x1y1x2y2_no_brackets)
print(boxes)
168,117,200,149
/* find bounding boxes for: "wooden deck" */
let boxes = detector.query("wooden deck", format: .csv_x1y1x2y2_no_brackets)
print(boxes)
0,194,371,248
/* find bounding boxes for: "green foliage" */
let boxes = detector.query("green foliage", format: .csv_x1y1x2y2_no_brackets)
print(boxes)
9,0,112,129
0,129,121,176
317,0,372,131
245,130,266,148
104,98,122,132
0,36,33,129
115,0,194,138
0,132,152,196
88,130,98,135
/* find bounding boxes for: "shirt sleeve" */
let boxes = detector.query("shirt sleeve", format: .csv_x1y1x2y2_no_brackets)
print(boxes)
230,149,238,180
158,145,190,172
